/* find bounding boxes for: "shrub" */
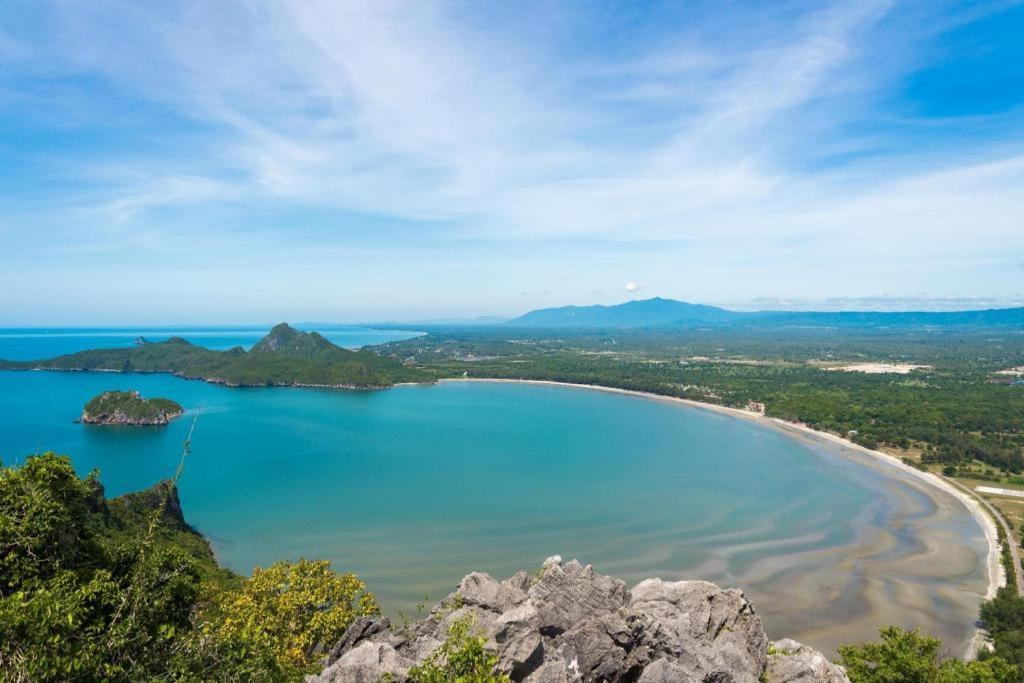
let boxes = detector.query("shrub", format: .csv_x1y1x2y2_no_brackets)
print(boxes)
407,616,510,683
201,559,379,677
838,626,1015,682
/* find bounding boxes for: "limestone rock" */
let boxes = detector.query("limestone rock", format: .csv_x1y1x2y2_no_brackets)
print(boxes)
528,558,630,637
311,558,846,683
323,616,392,668
765,639,850,683
630,578,767,682
314,641,414,683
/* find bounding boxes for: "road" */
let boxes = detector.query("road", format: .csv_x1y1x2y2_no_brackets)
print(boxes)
950,479,1024,597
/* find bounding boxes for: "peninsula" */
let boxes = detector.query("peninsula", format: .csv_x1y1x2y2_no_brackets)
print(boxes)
0,323,427,389
80,390,183,426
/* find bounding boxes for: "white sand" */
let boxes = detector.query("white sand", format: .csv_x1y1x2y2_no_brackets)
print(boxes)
827,363,932,374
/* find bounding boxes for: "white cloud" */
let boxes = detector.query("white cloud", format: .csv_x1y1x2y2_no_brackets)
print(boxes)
2,0,1023,318
625,282,647,292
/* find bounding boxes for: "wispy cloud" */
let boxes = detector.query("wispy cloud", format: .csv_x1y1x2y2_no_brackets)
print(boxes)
0,0,1022,322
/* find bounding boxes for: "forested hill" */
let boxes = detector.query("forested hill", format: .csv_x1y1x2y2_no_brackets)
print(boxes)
508,297,1024,329
510,298,740,327
0,323,427,388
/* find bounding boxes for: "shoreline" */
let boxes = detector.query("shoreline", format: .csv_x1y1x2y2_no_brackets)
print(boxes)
440,377,1002,657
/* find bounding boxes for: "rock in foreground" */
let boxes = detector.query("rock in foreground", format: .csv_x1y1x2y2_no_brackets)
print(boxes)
313,556,847,683
80,390,184,426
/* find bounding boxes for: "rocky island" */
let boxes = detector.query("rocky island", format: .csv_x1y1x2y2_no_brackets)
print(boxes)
80,390,184,426
0,323,428,389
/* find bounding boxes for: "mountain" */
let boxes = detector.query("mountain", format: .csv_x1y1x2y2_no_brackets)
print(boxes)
509,297,739,328
508,297,1024,329
251,323,334,356
0,323,427,388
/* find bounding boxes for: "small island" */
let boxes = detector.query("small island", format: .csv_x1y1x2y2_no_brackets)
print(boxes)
80,390,184,426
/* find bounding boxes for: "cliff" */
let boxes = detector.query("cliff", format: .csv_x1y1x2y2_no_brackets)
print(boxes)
313,556,848,683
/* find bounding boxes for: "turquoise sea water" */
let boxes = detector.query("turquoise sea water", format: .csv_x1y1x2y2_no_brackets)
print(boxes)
0,329,989,652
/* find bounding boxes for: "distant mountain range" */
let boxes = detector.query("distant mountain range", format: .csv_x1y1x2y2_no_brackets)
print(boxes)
507,297,1024,329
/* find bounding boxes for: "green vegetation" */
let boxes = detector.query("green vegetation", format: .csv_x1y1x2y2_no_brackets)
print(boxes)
837,626,1015,681
997,519,1019,593
0,452,378,681
980,588,1024,675
377,326,1024,473
201,559,378,676
407,616,510,683
1,323,427,389
82,390,183,425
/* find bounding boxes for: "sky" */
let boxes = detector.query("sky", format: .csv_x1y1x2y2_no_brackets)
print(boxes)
1,0,1023,324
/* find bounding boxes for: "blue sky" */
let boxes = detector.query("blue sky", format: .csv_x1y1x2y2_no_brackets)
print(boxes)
1,0,1023,324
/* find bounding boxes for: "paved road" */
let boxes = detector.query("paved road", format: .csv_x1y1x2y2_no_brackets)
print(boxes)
950,479,1024,596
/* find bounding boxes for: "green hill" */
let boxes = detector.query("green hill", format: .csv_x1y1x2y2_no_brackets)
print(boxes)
0,323,428,388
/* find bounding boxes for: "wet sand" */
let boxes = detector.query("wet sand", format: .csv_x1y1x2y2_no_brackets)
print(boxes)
443,379,999,658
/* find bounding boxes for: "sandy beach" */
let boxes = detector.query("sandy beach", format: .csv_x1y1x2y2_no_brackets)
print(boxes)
442,378,1002,657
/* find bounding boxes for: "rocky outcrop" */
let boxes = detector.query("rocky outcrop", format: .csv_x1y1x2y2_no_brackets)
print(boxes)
765,639,849,683
312,556,848,683
79,390,183,426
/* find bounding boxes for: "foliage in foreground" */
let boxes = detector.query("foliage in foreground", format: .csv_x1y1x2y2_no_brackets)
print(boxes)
837,626,1015,682
0,452,378,681
407,616,510,683
202,559,379,676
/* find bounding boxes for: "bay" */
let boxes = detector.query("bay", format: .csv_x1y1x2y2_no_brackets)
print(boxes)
0,332,990,656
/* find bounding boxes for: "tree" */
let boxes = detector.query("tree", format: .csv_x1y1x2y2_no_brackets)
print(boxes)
0,453,379,681
201,559,379,677
0,453,104,593
0,453,204,679
980,588,1024,672
838,626,1016,682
